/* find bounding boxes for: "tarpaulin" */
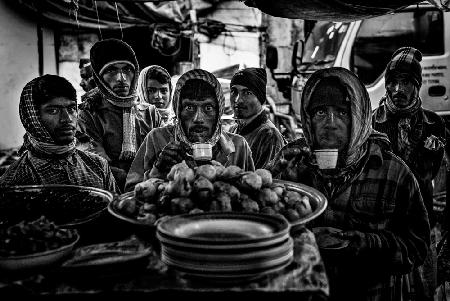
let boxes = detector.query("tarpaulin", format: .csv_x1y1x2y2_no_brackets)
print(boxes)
243,0,427,21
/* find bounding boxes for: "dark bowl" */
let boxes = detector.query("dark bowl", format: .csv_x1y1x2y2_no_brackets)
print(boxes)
0,185,119,245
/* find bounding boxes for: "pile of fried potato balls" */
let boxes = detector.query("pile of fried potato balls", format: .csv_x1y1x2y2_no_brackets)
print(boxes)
115,161,313,224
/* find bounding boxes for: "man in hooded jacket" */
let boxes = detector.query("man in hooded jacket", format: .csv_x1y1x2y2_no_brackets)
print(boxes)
267,67,430,300
0,74,118,193
125,69,254,191
78,39,161,191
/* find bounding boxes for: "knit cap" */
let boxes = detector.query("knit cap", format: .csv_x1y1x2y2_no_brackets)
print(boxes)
231,67,267,104
307,76,349,113
385,47,422,88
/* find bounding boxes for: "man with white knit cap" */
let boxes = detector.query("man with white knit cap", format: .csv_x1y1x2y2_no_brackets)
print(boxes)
78,38,161,191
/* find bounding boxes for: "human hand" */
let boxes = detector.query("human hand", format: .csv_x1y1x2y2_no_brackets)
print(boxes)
338,230,368,257
154,141,189,172
267,143,312,178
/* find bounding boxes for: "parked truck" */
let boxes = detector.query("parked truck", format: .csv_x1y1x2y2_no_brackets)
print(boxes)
268,1,450,117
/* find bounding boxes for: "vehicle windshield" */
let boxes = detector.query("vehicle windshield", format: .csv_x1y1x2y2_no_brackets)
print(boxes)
300,21,350,70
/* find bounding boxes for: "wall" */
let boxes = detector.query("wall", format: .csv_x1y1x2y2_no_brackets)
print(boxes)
0,1,56,149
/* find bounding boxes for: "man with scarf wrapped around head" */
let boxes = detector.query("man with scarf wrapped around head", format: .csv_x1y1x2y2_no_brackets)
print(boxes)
125,69,254,191
229,67,286,169
267,67,430,300
372,47,446,300
0,74,118,193
78,39,162,191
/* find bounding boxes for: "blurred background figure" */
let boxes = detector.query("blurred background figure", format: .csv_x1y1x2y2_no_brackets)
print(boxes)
79,58,96,93
137,65,173,125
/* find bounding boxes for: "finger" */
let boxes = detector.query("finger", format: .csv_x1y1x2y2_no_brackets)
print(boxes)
283,148,302,160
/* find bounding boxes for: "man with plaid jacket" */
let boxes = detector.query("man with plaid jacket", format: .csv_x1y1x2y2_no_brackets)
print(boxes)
0,74,118,193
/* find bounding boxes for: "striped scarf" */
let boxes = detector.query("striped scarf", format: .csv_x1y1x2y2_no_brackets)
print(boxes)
19,79,76,157
384,93,422,161
90,39,140,161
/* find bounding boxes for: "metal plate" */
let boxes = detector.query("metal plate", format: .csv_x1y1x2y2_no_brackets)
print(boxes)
0,185,114,228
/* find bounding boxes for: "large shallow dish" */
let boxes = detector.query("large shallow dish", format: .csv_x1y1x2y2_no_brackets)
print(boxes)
110,180,327,231
157,212,290,245
0,233,79,272
0,185,114,228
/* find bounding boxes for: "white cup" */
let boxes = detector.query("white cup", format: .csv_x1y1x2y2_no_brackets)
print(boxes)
192,143,212,161
314,149,338,169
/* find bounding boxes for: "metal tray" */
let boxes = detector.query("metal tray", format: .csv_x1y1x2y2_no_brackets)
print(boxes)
0,185,114,228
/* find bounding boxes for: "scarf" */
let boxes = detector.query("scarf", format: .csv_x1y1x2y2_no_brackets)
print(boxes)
19,80,77,157
172,69,225,148
384,93,422,161
137,65,174,125
235,109,267,136
90,39,140,161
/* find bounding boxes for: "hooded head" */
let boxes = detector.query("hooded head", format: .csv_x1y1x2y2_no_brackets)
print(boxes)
172,69,224,148
20,75,78,155
137,65,172,109
90,38,139,106
301,67,373,167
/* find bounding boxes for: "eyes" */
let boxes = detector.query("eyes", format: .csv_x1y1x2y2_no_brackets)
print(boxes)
104,66,134,75
312,108,350,120
231,89,254,97
46,105,78,115
147,87,169,94
184,104,216,112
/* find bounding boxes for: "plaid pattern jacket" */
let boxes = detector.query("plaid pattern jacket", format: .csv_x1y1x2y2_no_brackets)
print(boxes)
276,137,430,300
0,149,118,193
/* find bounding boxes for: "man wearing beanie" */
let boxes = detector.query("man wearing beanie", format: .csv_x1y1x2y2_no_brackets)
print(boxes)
78,38,161,191
229,67,285,169
373,46,446,300
267,67,430,300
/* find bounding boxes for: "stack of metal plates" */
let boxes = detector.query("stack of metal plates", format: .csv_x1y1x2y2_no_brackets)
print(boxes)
156,212,293,283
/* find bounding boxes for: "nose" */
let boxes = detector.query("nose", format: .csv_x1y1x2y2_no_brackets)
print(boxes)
60,108,73,123
117,70,127,82
324,111,337,127
235,93,243,105
193,107,205,123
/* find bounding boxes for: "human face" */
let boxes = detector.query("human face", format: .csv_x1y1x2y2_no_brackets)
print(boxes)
39,97,78,145
80,68,95,92
146,79,170,108
386,73,418,108
180,97,218,143
101,63,134,97
310,105,351,151
230,84,262,119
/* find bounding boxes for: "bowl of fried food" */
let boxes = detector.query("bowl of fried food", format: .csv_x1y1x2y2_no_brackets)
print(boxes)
109,161,327,232
0,216,79,272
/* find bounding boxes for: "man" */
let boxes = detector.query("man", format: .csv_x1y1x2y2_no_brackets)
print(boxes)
267,67,430,300
125,69,254,191
0,74,118,193
78,38,161,191
229,67,285,169
137,65,173,125
79,58,96,93
372,46,446,300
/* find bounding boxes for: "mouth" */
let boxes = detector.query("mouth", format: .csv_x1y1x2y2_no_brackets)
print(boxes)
153,102,165,109
189,126,210,142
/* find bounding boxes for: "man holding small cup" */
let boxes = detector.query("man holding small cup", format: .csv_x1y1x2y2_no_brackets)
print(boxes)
267,67,430,300
125,69,254,191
